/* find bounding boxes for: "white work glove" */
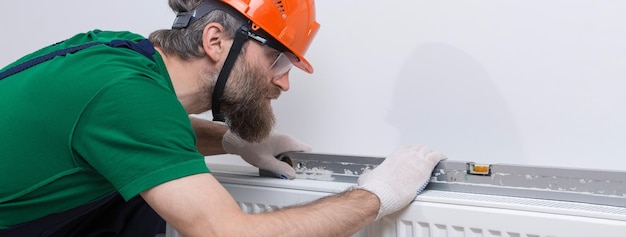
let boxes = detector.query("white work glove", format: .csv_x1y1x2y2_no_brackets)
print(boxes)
357,144,446,220
222,130,311,179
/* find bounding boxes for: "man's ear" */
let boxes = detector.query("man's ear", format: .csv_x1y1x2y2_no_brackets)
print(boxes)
202,23,230,62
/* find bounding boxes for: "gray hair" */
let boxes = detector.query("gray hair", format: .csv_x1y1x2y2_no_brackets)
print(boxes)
149,0,246,59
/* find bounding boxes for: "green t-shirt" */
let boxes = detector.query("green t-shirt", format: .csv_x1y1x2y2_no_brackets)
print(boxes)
0,30,210,229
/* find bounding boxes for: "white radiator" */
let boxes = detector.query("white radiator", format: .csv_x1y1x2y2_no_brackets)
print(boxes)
166,164,626,237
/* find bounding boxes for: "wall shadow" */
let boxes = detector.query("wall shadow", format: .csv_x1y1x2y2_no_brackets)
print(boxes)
387,43,524,163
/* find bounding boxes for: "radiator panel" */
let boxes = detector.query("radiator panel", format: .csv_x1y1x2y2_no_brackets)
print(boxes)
166,176,626,237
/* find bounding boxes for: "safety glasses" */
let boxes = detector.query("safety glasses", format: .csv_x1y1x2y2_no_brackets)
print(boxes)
246,31,296,77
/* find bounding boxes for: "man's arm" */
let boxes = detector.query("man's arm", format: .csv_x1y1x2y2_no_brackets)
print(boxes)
190,117,228,155
142,144,445,236
141,173,378,237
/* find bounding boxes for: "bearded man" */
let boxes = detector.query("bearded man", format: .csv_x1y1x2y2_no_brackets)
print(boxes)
0,0,446,236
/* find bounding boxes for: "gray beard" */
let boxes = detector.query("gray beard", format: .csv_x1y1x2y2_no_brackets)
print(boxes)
220,58,278,143
223,97,275,143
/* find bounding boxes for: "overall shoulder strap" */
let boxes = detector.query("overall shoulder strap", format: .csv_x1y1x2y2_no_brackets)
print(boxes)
0,39,155,81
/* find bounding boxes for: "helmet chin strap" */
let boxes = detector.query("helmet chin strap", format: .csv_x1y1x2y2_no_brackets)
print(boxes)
211,25,250,122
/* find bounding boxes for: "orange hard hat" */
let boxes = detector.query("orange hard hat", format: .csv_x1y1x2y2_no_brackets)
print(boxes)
220,0,320,73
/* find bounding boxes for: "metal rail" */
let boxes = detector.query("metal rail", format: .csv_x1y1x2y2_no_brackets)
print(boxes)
267,152,626,208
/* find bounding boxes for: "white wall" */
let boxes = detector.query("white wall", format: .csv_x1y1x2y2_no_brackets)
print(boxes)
2,1,625,171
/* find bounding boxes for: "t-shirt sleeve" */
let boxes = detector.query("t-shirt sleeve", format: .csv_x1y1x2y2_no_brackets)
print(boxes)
71,76,210,200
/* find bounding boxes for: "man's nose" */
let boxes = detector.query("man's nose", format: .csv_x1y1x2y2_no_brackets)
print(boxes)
272,71,290,91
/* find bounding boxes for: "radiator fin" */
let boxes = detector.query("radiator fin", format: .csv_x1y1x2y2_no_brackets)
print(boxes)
377,219,547,237
238,201,277,214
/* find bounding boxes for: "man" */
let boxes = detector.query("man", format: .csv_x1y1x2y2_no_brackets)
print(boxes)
0,0,446,236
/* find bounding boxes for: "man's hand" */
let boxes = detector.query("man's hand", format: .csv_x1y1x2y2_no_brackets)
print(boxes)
222,130,311,179
357,144,446,220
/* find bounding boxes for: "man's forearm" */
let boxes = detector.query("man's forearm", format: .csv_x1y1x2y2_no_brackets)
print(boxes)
144,174,382,237
189,117,228,155
145,143,444,237
242,188,379,237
